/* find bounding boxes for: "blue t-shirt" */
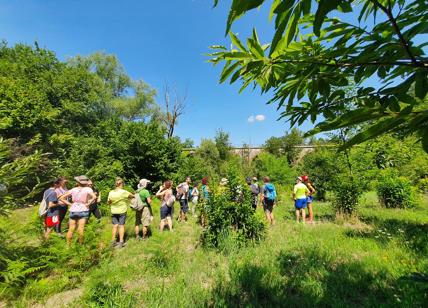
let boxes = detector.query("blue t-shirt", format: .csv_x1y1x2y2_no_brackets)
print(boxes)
44,188,59,217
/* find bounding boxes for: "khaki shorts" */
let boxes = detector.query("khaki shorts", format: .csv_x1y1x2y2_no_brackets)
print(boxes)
135,207,151,227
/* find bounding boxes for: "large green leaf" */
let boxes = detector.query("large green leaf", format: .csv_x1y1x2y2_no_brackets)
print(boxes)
225,0,265,35
415,70,428,99
314,0,342,36
230,32,247,52
339,116,408,151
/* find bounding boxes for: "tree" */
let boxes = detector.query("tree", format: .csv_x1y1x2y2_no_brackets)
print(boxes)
162,83,186,138
182,138,195,148
282,128,304,164
196,139,221,173
215,129,232,160
68,52,131,97
264,137,284,156
264,128,304,164
109,80,158,121
253,152,296,186
210,0,428,152
0,43,183,207
68,52,159,122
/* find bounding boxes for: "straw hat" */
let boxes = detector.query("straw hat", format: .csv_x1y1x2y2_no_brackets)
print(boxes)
74,175,90,185
138,178,151,189
219,178,229,186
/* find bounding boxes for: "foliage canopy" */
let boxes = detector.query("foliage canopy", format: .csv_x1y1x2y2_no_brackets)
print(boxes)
211,0,428,151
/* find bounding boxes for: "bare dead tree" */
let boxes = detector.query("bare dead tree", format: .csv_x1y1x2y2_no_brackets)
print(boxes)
162,83,186,138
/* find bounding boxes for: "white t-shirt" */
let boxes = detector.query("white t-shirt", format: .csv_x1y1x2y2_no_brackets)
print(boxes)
192,187,199,197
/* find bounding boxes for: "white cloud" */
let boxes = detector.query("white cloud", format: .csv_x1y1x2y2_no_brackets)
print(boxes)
255,114,266,121
248,114,266,123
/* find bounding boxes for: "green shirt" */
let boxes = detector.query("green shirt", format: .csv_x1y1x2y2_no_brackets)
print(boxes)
108,188,132,214
138,189,150,206
294,183,309,199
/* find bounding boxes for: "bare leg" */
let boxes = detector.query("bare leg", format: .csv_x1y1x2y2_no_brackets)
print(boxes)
271,212,275,225
67,219,76,246
44,227,52,240
118,225,125,242
265,211,270,224
112,224,118,241
295,209,300,223
166,216,173,230
160,220,165,232
77,218,86,244
301,209,306,223
142,226,148,238
308,203,313,222
135,225,140,239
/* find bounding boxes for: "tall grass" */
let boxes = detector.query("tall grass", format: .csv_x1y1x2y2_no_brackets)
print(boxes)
1,193,427,307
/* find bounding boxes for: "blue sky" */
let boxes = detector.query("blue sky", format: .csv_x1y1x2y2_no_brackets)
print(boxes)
0,0,316,146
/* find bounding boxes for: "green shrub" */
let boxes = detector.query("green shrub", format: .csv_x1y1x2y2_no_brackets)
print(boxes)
200,174,266,249
332,179,362,215
83,281,136,308
377,176,416,208
417,177,428,194
253,152,296,187
298,148,347,201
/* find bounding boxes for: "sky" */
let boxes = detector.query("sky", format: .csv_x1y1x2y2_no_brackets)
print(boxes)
0,0,316,146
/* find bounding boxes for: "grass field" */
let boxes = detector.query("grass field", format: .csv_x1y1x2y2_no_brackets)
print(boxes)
1,192,427,307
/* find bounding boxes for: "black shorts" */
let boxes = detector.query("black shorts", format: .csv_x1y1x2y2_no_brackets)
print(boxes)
179,199,189,213
112,213,126,225
160,205,173,220
263,199,274,213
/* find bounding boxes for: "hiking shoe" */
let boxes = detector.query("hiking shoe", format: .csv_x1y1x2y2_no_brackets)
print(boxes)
111,241,117,247
115,242,124,249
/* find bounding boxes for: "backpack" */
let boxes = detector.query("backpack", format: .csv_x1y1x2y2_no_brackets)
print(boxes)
38,198,48,217
250,183,260,195
176,184,185,199
166,195,176,207
38,190,53,217
130,191,145,211
264,183,276,201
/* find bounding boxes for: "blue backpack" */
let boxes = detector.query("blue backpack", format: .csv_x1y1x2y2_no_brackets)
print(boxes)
264,183,276,201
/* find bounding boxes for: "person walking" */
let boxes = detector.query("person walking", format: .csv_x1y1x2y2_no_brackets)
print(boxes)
261,176,277,225
176,177,191,222
190,182,199,217
59,175,96,245
200,177,210,227
293,177,310,223
156,180,174,232
44,178,61,240
302,175,316,223
247,177,260,210
135,178,153,240
54,176,69,236
88,180,102,222
201,177,210,201
107,178,134,248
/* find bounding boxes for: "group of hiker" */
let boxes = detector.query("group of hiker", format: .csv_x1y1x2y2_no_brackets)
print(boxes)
40,173,316,248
